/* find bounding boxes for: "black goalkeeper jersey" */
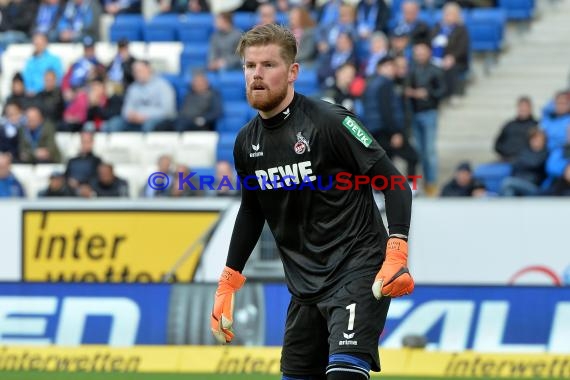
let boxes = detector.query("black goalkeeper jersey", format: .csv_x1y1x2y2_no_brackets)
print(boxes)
234,93,390,303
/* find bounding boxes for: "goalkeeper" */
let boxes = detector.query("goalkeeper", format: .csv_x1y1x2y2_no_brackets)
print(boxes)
211,24,414,380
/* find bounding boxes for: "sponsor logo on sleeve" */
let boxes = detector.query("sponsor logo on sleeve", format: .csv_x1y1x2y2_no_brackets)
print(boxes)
342,116,373,148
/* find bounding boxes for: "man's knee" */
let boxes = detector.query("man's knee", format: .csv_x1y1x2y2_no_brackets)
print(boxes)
326,353,371,380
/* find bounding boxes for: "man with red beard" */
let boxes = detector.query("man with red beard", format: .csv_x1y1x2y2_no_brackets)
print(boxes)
210,24,414,380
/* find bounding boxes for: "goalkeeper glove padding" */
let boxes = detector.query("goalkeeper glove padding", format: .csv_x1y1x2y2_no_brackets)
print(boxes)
210,266,246,344
372,238,414,299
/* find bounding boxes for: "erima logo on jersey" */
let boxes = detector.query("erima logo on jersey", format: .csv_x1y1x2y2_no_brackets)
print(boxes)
254,161,317,190
340,331,358,345
342,116,373,148
283,107,291,119
250,144,263,158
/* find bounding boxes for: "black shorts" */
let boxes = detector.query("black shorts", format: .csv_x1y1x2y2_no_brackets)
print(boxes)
280,272,391,376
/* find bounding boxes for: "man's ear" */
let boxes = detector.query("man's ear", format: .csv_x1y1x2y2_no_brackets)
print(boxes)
289,62,300,84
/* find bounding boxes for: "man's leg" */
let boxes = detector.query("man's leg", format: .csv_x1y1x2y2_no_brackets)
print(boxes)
319,273,391,379
281,299,329,379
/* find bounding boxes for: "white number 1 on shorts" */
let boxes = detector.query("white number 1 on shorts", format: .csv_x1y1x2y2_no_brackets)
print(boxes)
346,303,356,331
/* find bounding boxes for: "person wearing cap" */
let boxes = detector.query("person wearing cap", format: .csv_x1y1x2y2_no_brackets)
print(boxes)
56,0,102,42
106,38,136,93
440,161,486,197
38,171,75,197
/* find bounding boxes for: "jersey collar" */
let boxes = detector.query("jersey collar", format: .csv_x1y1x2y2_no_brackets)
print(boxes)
259,92,300,129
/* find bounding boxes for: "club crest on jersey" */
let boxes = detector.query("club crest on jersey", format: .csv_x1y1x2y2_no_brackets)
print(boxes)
294,132,310,155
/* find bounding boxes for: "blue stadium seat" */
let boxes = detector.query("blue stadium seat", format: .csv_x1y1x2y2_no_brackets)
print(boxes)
218,70,246,101
473,162,513,194
498,0,535,21
177,21,212,44
296,68,318,96
233,12,256,32
162,73,187,109
180,43,209,73
217,101,251,132
217,132,238,163
109,14,144,42
468,8,507,42
144,15,180,42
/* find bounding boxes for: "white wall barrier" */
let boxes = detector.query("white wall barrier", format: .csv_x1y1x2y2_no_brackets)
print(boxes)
1,198,569,285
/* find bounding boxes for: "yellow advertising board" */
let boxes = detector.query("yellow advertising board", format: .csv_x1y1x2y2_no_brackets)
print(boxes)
22,210,219,282
1,346,569,378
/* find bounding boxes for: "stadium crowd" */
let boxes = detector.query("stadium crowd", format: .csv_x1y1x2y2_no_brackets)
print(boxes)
0,0,568,199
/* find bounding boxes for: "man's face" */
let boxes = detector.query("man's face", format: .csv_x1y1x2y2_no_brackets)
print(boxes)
4,104,22,124
25,108,43,130
456,169,472,187
403,2,419,23
555,94,570,116
243,44,297,113
80,132,94,154
133,62,151,83
98,165,114,185
33,34,47,53
517,100,532,119
413,44,431,64
44,72,57,90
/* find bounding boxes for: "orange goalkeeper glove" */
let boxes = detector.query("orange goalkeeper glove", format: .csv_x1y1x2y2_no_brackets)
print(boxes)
210,266,246,344
372,238,414,299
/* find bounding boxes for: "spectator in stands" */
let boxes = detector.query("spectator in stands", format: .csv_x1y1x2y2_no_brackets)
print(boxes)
394,55,412,129
158,0,208,13
317,0,342,27
22,32,63,96
65,130,102,190
208,12,243,72
32,0,64,42
104,0,140,15
363,56,418,176
0,153,25,198
61,36,106,102
388,28,412,61
141,154,174,198
355,0,389,38
0,102,25,160
500,128,547,196
392,0,430,46
77,181,95,198
6,73,33,109
38,171,75,197
541,91,570,152
33,70,65,126
56,0,102,42
317,3,357,55
406,42,446,196
90,162,129,197
363,31,388,77
544,161,570,196
430,2,470,99
104,60,176,132
0,0,37,49
169,164,201,197
288,6,318,65
256,3,277,26
321,62,363,114
106,38,136,94
61,77,108,132
18,106,61,164
494,96,538,162
209,160,239,197
86,78,123,131
317,31,357,87
440,161,485,197
175,71,222,132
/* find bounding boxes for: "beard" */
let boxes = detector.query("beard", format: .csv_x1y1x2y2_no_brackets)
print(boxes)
246,81,289,112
